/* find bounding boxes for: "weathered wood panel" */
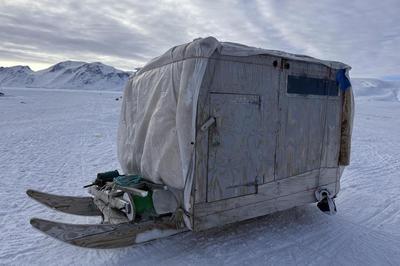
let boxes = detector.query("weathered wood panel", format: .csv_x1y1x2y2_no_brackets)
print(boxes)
335,166,343,195
276,86,327,178
275,61,339,180
208,57,280,183
193,57,343,230
306,99,326,171
195,55,281,204
207,93,262,202
320,167,338,180
194,182,336,231
321,98,342,167
194,60,216,204
30,217,187,248
195,168,337,217
26,189,101,216
209,58,278,101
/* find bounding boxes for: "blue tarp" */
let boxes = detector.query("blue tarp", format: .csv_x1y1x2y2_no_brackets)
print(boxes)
336,69,351,91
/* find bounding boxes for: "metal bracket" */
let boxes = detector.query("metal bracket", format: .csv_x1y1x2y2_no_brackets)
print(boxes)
315,188,337,215
200,117,216,132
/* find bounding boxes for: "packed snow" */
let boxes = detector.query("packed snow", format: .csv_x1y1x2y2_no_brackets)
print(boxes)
0,80,399,265
0,61,131,91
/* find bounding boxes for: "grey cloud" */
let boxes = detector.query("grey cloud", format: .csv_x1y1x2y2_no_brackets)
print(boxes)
0,0,399,77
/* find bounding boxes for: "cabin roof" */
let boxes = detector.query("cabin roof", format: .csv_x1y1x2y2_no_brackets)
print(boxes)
137,36,350,76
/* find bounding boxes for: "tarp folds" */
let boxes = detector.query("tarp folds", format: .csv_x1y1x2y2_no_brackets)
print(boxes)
117,37,219,190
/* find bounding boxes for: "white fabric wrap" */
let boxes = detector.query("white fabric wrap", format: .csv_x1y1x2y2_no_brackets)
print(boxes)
117,38,219,225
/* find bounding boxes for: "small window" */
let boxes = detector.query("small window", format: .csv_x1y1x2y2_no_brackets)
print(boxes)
287,75,338,96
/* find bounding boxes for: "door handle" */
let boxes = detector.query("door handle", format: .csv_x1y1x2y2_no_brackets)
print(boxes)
200,117,216,132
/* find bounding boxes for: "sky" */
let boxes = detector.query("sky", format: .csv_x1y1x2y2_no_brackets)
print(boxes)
0,0,399,78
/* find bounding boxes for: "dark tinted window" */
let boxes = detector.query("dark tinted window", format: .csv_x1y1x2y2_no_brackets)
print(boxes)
287,75,338,96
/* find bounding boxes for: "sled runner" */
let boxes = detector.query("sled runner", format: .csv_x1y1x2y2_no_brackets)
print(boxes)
30,217,186,248
27,189,102,216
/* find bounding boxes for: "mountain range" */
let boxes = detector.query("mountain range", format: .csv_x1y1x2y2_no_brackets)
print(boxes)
0,61,131,91
1,62,399,102
352,78,400,102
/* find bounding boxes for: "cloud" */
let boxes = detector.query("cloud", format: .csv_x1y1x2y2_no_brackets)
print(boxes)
0,0,399,77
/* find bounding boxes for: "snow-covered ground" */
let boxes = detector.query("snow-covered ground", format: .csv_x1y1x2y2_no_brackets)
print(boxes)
0,86,399,265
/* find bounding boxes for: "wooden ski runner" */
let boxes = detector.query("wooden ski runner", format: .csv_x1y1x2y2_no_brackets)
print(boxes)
27,189,102,216
30,217,187,248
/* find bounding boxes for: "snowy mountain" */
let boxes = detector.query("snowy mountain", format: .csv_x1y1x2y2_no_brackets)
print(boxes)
1,63,399,99
0,61,131,91
0,65,35,86
352,78,400,102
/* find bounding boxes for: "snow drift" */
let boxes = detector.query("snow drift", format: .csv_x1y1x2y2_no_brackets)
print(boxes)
0,61,131,91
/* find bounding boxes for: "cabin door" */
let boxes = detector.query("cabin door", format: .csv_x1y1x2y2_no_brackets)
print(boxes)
207,93,263,202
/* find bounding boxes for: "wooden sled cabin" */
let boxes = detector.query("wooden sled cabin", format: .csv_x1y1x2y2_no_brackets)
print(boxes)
118,36,354,231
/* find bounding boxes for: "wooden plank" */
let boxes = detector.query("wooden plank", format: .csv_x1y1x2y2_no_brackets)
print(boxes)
307,62,331,79
207,93,262,202
209,56,279,98
194,60,216,204
274,69,289,179
193,124,208,204
207,56,279,184
193,58,343,230
194,168,337,217
276,89,322,178
290,98,310,175
320,167,338,180
335,166,344,195
260,62,280,183
335,172,341,195
321,99,342,167
30,217,187,248
194,182,336,231
275,61,333,180
306,99,326,171
194,55,281,204
26,189,101,216
209,53,282,69
192,60,225,201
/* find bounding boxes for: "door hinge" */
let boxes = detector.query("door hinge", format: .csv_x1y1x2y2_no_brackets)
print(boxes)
226,176,260,191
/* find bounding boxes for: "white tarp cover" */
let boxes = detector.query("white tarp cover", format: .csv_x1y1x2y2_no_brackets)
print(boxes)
117,37,351,216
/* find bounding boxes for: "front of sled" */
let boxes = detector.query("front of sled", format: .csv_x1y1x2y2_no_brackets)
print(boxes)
28,171,188,248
